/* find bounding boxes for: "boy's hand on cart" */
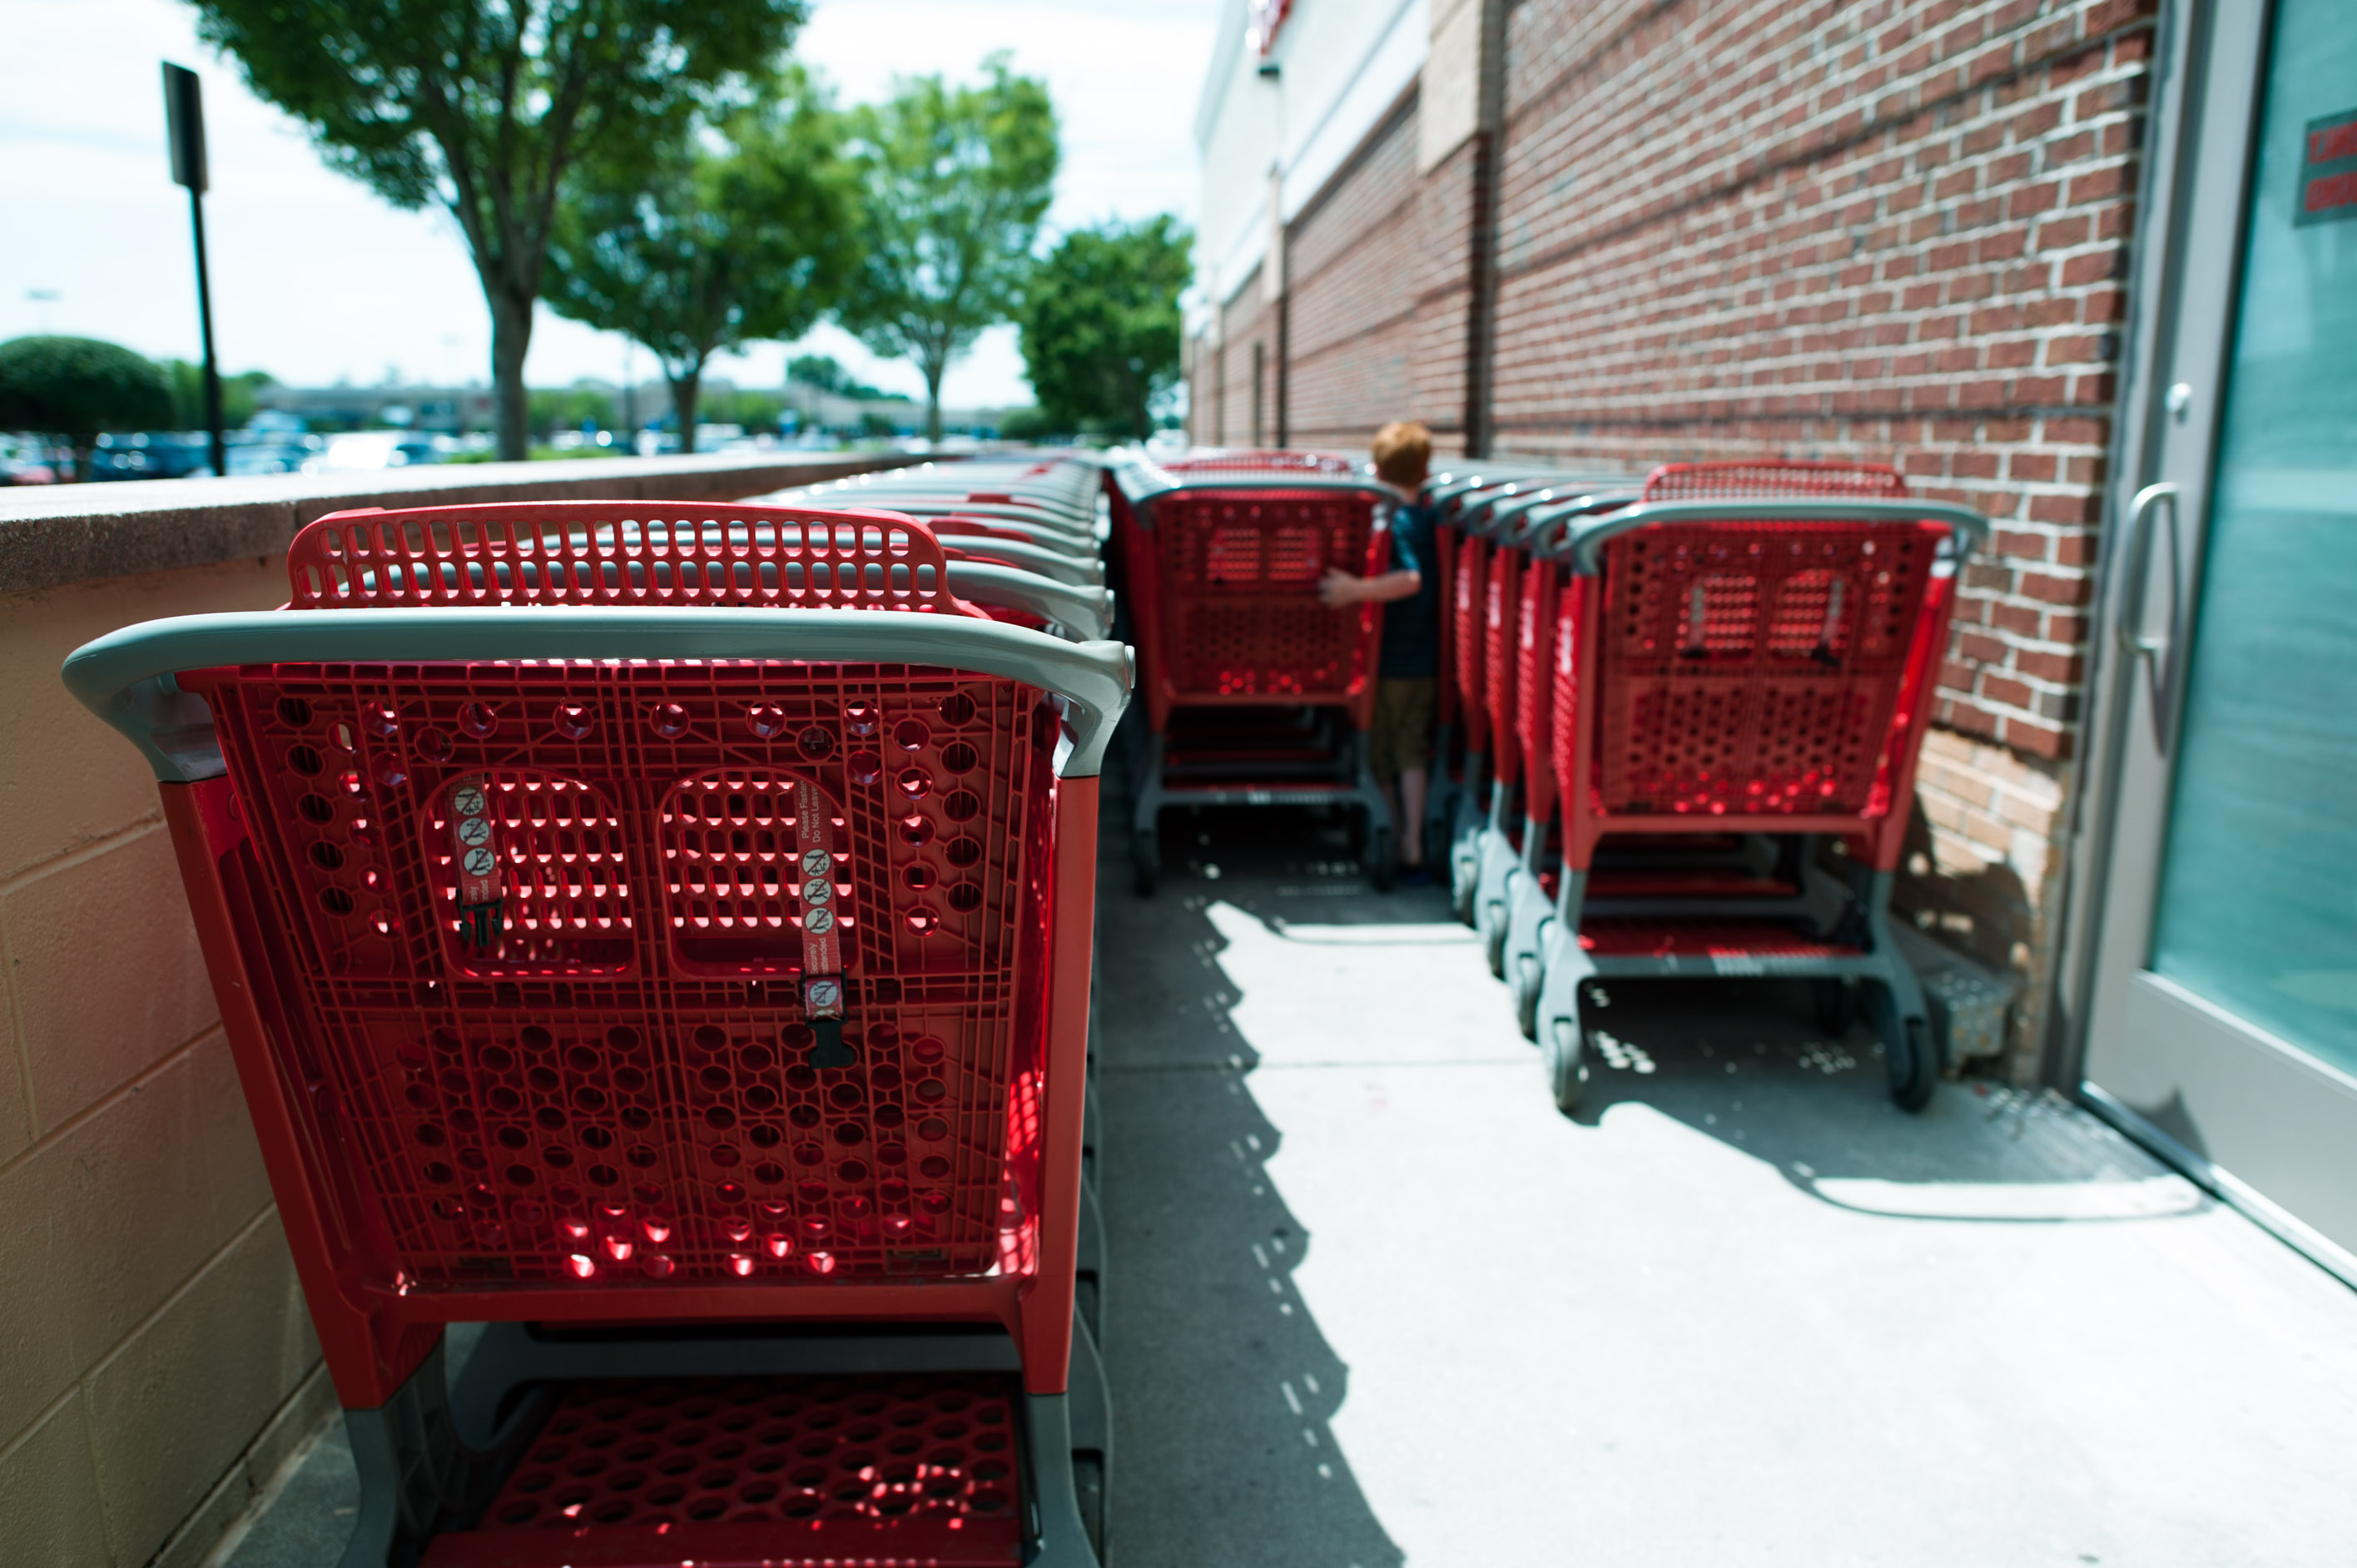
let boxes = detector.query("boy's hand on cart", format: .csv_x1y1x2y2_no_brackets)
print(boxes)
1318,568,1366,608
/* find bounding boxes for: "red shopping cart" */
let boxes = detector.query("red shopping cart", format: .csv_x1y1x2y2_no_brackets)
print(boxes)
62,501,1129,1568
1111,456,1402,893
1525,462,1987,1113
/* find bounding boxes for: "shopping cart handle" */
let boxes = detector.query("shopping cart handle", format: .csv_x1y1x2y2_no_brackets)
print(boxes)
62,607,1134,784
943,561,1114,640
1564,498,1990,573
1119,469,1407,519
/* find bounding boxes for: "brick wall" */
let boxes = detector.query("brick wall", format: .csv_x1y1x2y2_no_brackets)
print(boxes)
1212,271,1278,447
1193,0,2166,1073
1479,0,2160,1069
1201,97,1491,457
1285,92,1427,449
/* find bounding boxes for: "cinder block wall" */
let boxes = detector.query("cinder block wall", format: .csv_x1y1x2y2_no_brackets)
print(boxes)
1199,0,2162,1074
0,558,331,1567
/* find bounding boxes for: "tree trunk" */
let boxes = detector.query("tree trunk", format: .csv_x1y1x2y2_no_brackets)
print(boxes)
671,366,703,454
924,362,945,444
489,293,533,462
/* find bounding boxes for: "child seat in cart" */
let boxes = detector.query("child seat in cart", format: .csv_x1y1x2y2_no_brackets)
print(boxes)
1524,462,1987,1114
1111,457,1403,894
62,500,1129,1568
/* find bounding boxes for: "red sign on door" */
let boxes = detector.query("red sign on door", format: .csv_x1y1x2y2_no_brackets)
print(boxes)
2298,108,2357,225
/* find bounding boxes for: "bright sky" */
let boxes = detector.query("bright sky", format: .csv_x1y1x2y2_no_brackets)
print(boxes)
0,0,1219,407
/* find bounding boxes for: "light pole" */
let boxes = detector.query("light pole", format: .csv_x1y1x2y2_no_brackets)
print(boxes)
162,63,225,479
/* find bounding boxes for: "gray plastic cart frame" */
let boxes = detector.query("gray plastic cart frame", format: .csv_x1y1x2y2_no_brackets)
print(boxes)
1525,496,1988,1114
1117,469,1408,892
62,605,1129,1567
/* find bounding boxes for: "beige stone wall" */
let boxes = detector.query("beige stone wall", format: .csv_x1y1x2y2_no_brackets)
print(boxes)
0,557,335,1567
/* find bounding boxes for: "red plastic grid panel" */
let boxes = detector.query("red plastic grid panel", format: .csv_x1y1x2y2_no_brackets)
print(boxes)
286,502,985,618
1452,533,1490,754
1591,523,1939,816
443,1373,1023,1566
1514,557,1561,820
180,662,1059,1293
1152,489,1383,702
1482,545,1523,784
1640,459,1908,503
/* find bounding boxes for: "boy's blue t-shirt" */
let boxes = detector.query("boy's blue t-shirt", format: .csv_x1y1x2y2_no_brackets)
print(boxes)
1377,500,1441,679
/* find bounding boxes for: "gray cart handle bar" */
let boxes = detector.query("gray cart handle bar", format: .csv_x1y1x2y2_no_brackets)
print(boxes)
942,562,1114,641
1563,497,1989,574
62,608,1133,786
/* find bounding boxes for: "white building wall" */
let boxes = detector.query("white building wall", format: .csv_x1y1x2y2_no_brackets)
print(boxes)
1192,0,1431,324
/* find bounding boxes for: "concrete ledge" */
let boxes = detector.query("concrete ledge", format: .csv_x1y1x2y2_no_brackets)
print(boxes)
0,451,923,597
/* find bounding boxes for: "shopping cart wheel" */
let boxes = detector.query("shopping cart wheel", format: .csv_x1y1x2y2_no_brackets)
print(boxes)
1480,901,1508,979
1811,976,1855,1035
1132,828,1159,897
1450,844,1478,925
1074,1452,1108,1562
1513,957,1542,1040
1875,1002,1937,1113
1544,1011,1587,1114
1368,822,1396,891
1894,1016,1938,1112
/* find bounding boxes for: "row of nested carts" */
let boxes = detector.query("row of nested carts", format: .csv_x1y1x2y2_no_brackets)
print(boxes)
1107,448,1987,1114
63,456,1128,1568
58,444,1982,1568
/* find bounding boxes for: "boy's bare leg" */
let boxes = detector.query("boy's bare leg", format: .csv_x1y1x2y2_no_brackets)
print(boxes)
1399,767,1428,866
1377,777,1401,861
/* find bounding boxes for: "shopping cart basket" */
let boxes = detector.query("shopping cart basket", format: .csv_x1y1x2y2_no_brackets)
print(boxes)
1523,462,1986,1113
62,501,1129,1568
1113,458,1402,893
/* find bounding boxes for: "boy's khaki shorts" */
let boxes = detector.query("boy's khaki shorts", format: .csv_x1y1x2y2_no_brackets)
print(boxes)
1368,677,1436,783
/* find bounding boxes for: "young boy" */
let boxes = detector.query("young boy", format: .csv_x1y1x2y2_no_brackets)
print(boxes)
1318,420,1440,884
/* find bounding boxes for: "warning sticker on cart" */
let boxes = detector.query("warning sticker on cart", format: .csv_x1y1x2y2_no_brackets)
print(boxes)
447,775,504,949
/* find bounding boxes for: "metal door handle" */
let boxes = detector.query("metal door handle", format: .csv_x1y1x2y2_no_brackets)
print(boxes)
2118,481,2184,752
2117,483,2178,657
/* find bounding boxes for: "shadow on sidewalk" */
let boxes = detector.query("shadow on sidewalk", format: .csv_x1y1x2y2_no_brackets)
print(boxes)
1094,801,1411,1568
1564,976,2209,1223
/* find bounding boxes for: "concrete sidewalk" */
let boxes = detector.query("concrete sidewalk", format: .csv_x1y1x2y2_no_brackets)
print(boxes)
215,803,2357,1567
1094,806,2357,1568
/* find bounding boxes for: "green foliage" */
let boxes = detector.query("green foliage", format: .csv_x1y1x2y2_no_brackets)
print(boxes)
995,405,1052,443
786,354,909,402
529,384,619,436
0,337,173,457
697,387,789,429
191,0,809,457
837,54,1058,439
548,71,856,452
1018,216,1189,440
161,360,273,429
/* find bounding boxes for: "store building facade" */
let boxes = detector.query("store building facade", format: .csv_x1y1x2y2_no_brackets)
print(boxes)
1188,0,2357,1282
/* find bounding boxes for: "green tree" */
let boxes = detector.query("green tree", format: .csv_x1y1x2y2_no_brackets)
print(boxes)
190,0,808,459
548,75,856,454
837,55,1058,442
161,360,272,429
0,337,172,480
528,383,618,438
1018,216,1189,439
786,353,907,402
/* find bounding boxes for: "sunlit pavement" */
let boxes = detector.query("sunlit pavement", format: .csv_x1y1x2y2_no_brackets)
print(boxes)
219,799,2357,1567
1095,804,2357,1568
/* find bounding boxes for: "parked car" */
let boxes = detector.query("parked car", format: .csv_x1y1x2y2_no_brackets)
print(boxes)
85,432,216,481
2,437,62,484
304,431,443,471
226,432,322,476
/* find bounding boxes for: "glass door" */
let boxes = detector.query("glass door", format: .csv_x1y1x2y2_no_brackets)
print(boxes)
2082,0,2357,1282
